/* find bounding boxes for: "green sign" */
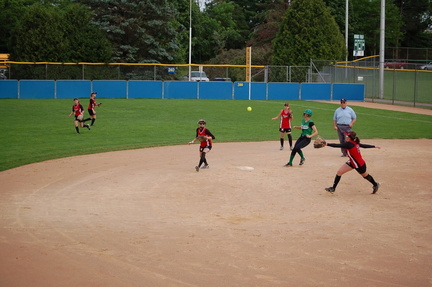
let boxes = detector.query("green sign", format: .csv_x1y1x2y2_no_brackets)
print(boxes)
353,34,365,57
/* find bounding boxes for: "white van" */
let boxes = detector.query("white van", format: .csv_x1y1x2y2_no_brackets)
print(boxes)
189,71,209,82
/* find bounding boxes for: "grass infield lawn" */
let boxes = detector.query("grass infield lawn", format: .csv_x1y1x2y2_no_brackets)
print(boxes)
0,99,431,171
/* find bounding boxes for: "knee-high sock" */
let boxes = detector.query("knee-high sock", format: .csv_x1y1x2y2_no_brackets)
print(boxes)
364,174,377,186
199,152,206,167
298,150,304,159
75,126,80,133
333,175,341,189
288,134,292,147
280,138,284,147
288,153,295,164
91,118,96,126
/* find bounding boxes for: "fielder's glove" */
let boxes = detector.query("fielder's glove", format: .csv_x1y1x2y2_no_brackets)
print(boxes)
196,135,207,142
313,136,326,148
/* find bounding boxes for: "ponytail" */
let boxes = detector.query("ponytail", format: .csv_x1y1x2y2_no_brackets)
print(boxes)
348,131,360,144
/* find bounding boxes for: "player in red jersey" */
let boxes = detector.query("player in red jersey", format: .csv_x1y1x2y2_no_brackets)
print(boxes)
188,119,216,172
325,131,380,194
68,98,91,134
84,92,102,126
272,103,293,150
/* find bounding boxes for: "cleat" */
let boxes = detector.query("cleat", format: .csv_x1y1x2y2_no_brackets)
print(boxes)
284,163,292,167
280,146,284,150
325,187,335,193
86,125,91,130
372,182,380,194
201,164,209,169
195,166,200,172
341,154,347,157
290,147,293,151
299,158,305,166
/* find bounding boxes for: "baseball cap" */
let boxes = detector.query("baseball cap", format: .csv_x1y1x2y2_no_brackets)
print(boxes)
340,98,347,103
73,98,78,101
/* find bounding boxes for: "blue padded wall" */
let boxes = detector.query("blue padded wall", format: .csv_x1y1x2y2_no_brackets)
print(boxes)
3,80,364,102
57,80,91,99
164,81,197,99
268,83,300,101
300,83,331,101
0,80,18,98
250,83,267,100
333,84,364,101
92,80,127,98
198,82,233,99
128,81,162,98
20,80,55,99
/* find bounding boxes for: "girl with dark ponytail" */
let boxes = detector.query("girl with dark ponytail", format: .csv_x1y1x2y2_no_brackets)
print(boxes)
325,131,381,194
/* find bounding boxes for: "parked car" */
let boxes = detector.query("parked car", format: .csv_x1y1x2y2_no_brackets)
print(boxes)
383,61,408,69
188,71,210,82
419,62,432,70
213,77,232,82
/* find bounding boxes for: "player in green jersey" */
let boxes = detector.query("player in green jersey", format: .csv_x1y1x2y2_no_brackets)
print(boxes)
284,109,318,167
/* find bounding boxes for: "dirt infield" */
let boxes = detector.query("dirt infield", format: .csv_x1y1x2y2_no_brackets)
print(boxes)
1,103,431,286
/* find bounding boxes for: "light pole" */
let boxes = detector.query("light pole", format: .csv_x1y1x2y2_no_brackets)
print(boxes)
345,0,348,62
379,0,385,99
188,0,192,81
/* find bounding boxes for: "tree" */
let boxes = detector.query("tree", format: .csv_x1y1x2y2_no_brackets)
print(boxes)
11,4,69,61
325,0,406,57
4,0,112,62
249,0,289,47
63,4,112,62
394,0,432,47
79,0,180,63
272,0,346,68
206,1,249,50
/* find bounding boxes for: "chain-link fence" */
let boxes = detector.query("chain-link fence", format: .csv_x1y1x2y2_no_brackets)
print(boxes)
312,56,432,107
2,58,431,107
2,62,312,83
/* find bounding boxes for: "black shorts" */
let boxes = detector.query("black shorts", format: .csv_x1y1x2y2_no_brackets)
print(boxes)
88,109,95,116
349,162,367,174
279,128,291,133
199,146,212,152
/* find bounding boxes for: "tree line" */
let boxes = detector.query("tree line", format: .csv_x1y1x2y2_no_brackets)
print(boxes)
0,0,431,68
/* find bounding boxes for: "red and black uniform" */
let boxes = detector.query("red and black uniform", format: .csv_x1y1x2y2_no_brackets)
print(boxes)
327,140,376,174
194,126,215,170
72,103,85,121
326,139,379,194
196,127,215,151
88,98,98,116
278,109,292,131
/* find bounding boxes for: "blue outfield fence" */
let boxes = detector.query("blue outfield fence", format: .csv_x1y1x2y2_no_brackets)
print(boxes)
0,80,364,101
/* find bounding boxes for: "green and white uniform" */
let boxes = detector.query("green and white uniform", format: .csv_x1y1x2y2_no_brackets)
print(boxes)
301,119,314,136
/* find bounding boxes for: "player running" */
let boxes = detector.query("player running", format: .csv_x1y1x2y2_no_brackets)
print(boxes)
324,131,381,194
284,109,318,167
188,119,216,172
83,92,102,126
68,98,91,134
272,103,293,150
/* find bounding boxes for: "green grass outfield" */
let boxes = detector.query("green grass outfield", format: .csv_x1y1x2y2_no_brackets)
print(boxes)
1,99,431,171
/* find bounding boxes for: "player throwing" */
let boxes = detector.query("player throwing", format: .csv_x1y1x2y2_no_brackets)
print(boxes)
272,103,293,150
188,119,215,172
324,131,380,194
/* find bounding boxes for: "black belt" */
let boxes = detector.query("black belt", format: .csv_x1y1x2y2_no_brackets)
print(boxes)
337,124,349,126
